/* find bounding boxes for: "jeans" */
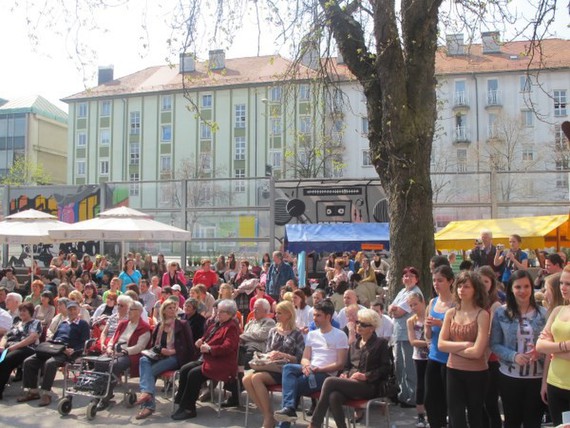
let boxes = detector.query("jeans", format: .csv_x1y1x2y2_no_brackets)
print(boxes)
394,340,416,405
138,355,178,410
279,363,328,428
424,360,448,428
311,376,376,428
447,367,488,428
498,373,544,428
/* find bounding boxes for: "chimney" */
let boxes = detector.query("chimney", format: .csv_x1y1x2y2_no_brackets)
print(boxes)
208,49,225,70
179,53,196,73
481,31,501,54
446,34,465,56
98,66,114,85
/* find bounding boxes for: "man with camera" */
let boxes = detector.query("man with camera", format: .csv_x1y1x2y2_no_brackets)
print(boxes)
470,230,500,274
494,234,529,283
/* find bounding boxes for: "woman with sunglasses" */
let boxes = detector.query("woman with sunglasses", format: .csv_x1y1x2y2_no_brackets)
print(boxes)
308,308,391,428
250,282,276,313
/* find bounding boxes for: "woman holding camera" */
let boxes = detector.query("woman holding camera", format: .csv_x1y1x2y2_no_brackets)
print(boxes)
494,235,528,284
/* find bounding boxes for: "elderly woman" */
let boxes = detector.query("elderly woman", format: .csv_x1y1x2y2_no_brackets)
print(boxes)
179,298,206,344
172,299,240,420
308,308,391,428
135,299,194,419
162,261,186,288
95,301,151,410
24,279,44,308
0,302,42,399
99,295,132,350
243,300,305,428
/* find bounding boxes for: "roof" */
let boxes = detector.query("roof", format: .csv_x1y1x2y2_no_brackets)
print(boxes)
0,95,68,124
435,38,570,75
63,38,570,102
63,55,319,101
434,214,570,250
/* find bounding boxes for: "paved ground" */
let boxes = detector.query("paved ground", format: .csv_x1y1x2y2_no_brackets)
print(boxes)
0,373,418,427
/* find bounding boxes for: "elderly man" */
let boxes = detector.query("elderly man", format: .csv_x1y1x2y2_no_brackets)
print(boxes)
336,290,366,330
18,300,90,406
221,298,276,408
5,292,23,322
470,229,498,269
266,251,296,302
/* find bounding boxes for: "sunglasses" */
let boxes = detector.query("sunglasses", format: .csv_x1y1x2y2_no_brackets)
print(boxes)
117,303,127,307
257,287,266,291
356,320,373,328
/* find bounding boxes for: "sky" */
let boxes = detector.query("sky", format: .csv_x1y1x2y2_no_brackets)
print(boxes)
0,1,568,112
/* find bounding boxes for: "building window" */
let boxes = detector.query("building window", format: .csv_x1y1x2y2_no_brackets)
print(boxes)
234,137,246,160
457,149,467,172
456,113,468,141
555,124,569,150
100,129,110,145
487,113,497,139
160,155,172,173
487,78,500,105
129,173,140,196
235,104,246,128
270,150,282,169
299,84,310,101
76,160,86,177
161,95,172,111
554,90,567,117
362,150,372,167
130,142,140,165
199,152,212,172
234,169,246,192
100,101,111,117
361,117,369,135
161,125,172,142
270,86,282,102
99,159,109,176
454,80,467,106
78,102,88,118
520,75,532,93
200,122,212,139
77,131,87,147
270,118,282,135
130,111,141,135
522,145,534,162
201,94,212,108
521,110,534,127
299,116,312,134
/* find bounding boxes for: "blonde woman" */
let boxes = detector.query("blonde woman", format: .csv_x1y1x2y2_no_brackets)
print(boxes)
135,299,194,419
243,301,305,428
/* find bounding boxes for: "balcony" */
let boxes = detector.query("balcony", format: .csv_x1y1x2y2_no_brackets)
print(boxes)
453,126,470,144
453,91,470,109
486,90,502,108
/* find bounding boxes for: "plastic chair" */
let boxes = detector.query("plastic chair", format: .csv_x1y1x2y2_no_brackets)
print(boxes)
244,383,282,426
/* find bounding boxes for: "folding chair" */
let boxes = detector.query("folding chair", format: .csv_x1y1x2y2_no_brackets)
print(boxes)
244,383,282,427
344,397,391,428
159,370,180,412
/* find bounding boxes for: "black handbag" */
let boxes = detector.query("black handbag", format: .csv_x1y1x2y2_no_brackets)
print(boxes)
35,340,66,359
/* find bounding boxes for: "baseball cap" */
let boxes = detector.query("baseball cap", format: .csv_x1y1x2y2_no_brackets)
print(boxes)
172,284,182,291
66,301,80,309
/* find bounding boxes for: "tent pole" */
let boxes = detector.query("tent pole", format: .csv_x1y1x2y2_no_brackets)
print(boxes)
556,227,561,251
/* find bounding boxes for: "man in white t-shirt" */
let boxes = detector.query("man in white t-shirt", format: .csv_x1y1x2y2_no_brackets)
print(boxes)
336,290,365,330
274,299,348,426
371,300,394,340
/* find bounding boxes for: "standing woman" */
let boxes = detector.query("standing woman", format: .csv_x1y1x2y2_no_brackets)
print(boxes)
424,265,455,428
478,265,503,428
388,266,423,407
119,259,142,293
439,270,490,428
406,292,429,428
536,265,570,426
156,253,167,280
490,269,547,427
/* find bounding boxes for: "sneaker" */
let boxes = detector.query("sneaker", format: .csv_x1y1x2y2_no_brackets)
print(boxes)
416,415,427,427
274,407,297,423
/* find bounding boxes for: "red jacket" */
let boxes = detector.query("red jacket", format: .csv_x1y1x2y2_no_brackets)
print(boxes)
161,271,186,287
111,319,151,377
201,319,240,382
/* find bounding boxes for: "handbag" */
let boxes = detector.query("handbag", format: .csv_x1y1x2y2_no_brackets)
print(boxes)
35,340,66,359
249,351,288,373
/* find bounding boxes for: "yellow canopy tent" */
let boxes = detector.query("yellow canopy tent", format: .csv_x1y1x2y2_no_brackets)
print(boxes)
434,214,570,251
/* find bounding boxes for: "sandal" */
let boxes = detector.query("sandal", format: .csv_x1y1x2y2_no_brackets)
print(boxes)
134,393,152,405
135,408,154,420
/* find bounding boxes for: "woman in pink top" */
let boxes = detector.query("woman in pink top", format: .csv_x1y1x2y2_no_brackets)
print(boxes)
439,271,490,428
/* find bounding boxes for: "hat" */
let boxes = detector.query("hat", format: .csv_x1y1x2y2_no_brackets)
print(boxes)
172,284,182,291
66,301,80,309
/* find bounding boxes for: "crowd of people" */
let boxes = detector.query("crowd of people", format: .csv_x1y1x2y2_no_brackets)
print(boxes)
0,235,567,428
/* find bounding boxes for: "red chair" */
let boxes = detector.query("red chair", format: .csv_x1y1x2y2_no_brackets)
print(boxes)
343,397,390,428
158,370,180,412
244,383,282,426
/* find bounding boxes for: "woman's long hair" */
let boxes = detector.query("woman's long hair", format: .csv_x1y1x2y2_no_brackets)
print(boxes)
505,270,539,321
453,271,488,310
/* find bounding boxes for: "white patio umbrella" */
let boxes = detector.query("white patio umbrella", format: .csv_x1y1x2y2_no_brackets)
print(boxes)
0,209,67,280
48,206,191,266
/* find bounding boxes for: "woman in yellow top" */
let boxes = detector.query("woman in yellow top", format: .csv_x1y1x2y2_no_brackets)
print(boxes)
536,264,570,426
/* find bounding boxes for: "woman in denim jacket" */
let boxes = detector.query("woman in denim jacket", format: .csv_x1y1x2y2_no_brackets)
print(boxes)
490,270,547,427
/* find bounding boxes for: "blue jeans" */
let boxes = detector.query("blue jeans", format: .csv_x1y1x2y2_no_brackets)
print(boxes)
138,355,178,410
279,363,328,428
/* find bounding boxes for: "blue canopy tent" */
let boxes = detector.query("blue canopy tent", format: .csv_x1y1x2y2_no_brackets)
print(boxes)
284,223,390,253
